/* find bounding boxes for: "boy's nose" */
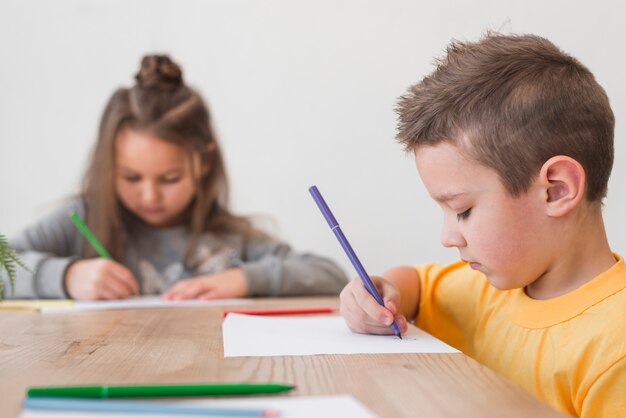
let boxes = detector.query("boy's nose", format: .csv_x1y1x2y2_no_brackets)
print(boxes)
440,218,466,248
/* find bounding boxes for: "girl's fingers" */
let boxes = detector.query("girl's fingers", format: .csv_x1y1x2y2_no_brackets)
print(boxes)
185,282,207,298
170,280,211,300
109,263,140,295
104,275,137,299
163,279,194,299
197,290,218,300
168,291,189,300
97,285,120,300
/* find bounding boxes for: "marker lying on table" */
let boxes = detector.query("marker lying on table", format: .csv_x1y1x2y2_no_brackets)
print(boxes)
308,185,402,339
223,307,336,317
69,211,112,259
23,397,280,417
27,383,295,398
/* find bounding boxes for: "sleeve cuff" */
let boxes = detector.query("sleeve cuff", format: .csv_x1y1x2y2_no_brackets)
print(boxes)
34,257,75,298
240,261,278,296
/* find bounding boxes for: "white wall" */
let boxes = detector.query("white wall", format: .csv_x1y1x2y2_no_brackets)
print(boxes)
1,0,625,276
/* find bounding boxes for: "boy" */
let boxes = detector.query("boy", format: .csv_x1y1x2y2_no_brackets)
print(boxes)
340,33,625,417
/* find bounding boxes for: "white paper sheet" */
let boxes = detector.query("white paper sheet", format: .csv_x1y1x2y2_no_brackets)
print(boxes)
19,395,378,418
40,296,251,313
222,314,459,356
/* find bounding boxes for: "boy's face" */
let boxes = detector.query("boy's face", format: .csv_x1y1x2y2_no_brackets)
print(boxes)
415,142,551,290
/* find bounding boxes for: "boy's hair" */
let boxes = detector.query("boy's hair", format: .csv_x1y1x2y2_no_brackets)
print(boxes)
82,55,263,266
396,33,615,202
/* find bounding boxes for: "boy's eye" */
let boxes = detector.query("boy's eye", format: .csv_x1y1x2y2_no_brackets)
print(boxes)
456,208,471,221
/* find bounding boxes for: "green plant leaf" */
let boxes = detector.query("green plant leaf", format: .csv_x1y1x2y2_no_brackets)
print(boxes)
0,233,35,300
9,248,33,274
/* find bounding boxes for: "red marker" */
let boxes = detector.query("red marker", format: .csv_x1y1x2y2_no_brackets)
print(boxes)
223,307,336,318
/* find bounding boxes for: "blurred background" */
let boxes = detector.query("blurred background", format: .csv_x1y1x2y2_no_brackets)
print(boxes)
1,0,624,276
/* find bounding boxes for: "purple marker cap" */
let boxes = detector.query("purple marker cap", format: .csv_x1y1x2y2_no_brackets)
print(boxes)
309,186,338,228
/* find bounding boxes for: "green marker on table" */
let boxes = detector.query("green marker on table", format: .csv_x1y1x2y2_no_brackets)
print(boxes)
69,211,112,259
27,383,295,398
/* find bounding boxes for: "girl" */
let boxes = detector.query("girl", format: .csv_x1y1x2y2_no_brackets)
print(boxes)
7,55,347,300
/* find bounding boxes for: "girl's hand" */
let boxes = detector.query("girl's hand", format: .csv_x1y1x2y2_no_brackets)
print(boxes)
64,258,139,300
162,268,248,300
339,276,409,335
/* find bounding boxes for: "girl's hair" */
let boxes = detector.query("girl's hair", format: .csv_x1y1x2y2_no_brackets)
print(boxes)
81,55,261,266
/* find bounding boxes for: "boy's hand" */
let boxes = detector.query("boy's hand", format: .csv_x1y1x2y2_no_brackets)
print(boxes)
162,268,248,300
339,276,409,335
64,258,139,300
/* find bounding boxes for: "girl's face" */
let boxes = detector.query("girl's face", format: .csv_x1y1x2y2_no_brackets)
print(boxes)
115,128,198,227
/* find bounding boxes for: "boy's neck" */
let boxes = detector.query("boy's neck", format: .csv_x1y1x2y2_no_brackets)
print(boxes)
525,208,615,300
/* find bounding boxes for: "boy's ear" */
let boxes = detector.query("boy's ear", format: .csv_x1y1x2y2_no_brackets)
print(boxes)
539,156,586,217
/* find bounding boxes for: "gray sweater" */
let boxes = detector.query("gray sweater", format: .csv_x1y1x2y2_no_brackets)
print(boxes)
5,198,348,299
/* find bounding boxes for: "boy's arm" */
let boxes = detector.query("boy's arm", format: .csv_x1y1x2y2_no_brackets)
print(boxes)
380,266,421,320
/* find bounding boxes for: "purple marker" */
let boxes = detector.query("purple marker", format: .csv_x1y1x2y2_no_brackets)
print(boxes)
309,185,402,338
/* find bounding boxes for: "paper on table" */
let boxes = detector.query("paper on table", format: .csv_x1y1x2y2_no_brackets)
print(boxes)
19,395,378,418
223,313,459,356
0,300,74,311
41,296,251,314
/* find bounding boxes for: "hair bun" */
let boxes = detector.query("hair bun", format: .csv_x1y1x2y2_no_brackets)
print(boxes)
135,55,183,90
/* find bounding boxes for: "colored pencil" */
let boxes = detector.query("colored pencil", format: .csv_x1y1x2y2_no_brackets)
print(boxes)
27,383,295,398
23,397,280,417
223,307,335,317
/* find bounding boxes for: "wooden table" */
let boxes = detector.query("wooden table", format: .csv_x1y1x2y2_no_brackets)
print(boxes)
0,296,564,418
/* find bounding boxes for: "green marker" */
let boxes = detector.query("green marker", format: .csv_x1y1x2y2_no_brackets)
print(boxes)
69,212,112,259
27,383,295,398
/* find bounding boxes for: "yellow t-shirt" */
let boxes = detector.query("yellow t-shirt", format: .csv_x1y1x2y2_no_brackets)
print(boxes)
414,255,626,418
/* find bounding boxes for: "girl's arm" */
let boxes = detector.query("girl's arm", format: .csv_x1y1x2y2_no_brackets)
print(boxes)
5,198,138,300
5,198,84,299
163,237,349,300
239,238,348,296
